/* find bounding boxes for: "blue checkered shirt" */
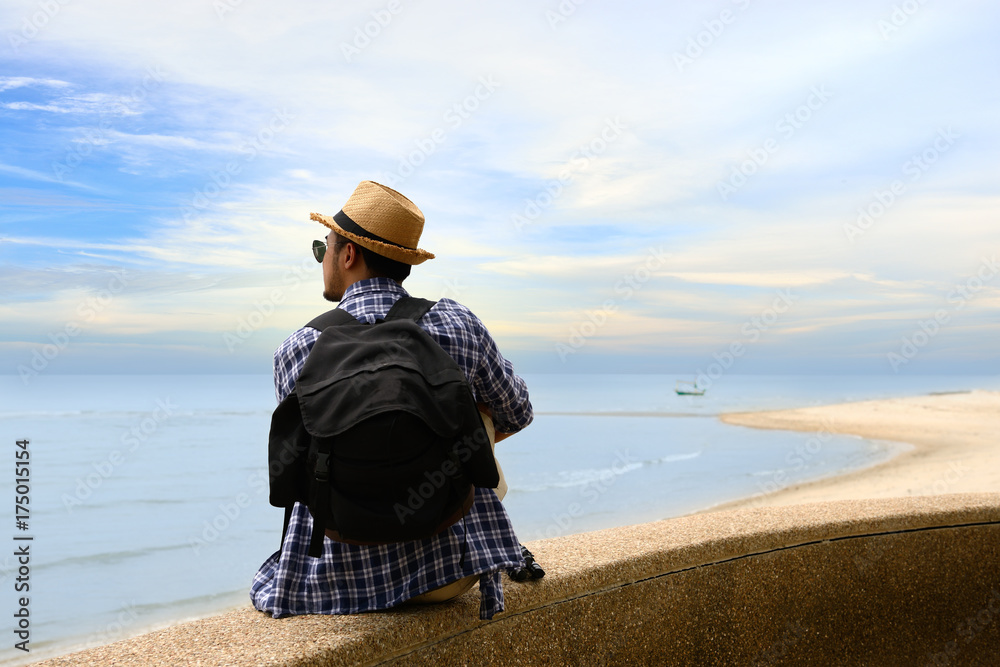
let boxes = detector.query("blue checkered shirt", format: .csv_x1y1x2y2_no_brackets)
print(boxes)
250,278,533,620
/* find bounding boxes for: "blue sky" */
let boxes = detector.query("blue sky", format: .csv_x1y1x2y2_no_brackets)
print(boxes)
2,0,998,378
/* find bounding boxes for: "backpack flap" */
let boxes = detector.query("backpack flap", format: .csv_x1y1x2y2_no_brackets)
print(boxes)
296,320,476,440
297,320,500,490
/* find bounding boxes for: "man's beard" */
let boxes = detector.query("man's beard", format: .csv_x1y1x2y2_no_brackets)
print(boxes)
323,266,344,302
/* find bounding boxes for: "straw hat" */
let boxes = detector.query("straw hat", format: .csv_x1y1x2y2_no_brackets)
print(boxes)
310,181,435,265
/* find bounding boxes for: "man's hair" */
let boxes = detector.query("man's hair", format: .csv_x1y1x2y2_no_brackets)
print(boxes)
334,232,412,282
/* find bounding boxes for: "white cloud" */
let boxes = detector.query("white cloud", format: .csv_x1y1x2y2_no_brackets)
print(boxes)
0,76,70,91
3,92,144,115
97,130,238,151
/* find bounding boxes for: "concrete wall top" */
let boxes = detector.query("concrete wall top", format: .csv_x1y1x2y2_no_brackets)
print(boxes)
33,493,1000,666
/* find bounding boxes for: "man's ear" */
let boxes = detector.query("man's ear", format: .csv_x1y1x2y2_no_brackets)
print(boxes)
343,242,361,270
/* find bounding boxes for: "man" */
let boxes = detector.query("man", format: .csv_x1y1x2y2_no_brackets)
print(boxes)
251,180,533,620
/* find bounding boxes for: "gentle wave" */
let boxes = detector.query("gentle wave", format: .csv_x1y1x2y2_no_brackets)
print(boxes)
509,450,701,492
655,451,702,464
750,469,785,477
0,410,90,419
35,542,195,571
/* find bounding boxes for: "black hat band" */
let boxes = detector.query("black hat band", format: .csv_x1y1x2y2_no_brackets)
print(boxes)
334,210,410,250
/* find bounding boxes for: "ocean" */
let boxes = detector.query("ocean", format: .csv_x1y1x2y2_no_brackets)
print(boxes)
2,373,998,664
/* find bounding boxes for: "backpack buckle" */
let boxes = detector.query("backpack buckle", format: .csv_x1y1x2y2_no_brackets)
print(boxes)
313,453,330,483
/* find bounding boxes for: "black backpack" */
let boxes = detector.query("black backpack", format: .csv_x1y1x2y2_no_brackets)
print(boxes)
267,297,500,557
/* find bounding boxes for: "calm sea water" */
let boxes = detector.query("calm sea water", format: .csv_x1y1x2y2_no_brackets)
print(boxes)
2,373,998,664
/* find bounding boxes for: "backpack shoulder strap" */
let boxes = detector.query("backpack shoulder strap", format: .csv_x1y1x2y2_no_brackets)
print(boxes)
383,297,436,322
306,307,360,331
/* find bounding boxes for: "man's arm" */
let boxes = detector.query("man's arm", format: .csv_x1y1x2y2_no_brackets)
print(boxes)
469,314,533,435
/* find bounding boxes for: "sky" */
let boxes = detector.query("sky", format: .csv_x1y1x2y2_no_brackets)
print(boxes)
1,0,998,378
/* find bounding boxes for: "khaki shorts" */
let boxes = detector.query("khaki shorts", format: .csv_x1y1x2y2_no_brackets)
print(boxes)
408,573,478,603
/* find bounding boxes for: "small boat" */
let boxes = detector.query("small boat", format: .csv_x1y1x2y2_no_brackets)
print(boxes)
675,379,705,396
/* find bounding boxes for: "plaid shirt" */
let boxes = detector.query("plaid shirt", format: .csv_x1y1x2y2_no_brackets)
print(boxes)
251,278,533,620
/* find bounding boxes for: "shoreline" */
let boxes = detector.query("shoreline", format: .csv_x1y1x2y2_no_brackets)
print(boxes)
705,389,1000,512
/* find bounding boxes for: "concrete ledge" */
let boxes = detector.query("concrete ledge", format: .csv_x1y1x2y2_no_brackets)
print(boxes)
36,493,1000,665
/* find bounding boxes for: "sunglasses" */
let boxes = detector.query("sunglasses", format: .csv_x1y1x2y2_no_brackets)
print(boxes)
312,239,332,263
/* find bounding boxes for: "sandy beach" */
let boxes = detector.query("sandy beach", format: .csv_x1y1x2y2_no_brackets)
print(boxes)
711,389,1000,511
